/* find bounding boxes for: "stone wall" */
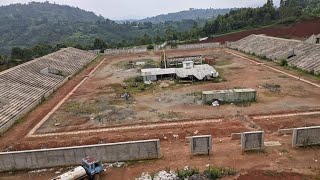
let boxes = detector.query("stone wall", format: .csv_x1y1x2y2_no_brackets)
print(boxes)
292,126,320,147
189,135,212,155
0,139,160,172
241,131,265,151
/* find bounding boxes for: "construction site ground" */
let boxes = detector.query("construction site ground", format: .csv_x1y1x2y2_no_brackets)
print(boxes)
0,48,319,179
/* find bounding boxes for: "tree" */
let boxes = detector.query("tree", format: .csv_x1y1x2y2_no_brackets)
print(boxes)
11,47,25,60
93,38,107,49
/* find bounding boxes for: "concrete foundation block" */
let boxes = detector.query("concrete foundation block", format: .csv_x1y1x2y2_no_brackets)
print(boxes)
292,126,320,147
278,128,293,135
190,135,212,155
231,133,242,140
241,131,265,151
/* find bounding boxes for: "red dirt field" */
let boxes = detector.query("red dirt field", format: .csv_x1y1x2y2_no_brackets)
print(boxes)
0,48,319,179
201,18,320,44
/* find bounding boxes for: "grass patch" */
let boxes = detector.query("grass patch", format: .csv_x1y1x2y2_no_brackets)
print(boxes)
176,167,199,179
63,101,98,115
186,91,202,97
158,111,181,120
122,76,156,94
204,166,237,179
215,59,233,66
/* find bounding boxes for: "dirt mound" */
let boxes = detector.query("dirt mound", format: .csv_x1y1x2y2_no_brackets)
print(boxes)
202,18,320,44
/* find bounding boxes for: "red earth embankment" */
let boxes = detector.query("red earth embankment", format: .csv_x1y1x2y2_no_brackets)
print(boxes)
202,18,320,44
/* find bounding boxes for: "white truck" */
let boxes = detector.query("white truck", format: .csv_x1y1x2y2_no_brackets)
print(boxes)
52,157,104,180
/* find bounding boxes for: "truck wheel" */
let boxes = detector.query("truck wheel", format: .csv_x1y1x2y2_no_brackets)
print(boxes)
93,174,100,180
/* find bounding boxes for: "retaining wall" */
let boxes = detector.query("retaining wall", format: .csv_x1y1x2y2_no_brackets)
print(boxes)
241,131,265,151
202,89,257,104
104,47,148,55
176,43,221,50
292,126,320,147
189,135,212,155
0,139,160,172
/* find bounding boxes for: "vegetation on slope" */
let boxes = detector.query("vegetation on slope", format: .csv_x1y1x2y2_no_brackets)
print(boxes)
1,0,320,71
137,8,231,23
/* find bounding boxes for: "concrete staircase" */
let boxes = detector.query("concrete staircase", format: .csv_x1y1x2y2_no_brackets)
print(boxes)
0,47,96,133
229,34,320,74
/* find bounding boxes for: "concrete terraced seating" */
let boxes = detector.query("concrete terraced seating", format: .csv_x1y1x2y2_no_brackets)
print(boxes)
0,47,96,133
229,34,320,74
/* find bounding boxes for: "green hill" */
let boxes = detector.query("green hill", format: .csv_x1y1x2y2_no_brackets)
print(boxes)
138,8,231,23
0,2,199,54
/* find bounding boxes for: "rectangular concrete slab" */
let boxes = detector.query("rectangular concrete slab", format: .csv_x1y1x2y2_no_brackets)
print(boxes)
292,126,320,147
241,131,265,151
190,135,212,155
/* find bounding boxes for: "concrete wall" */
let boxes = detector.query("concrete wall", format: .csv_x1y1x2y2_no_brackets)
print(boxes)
104,47,148,55
0,139,160,172
241,131,265,151
189,135,212,155
202,89,257,104
176,43,221,50
292,126,320,147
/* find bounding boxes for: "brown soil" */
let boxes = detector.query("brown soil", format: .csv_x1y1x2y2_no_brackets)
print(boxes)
1,137,319,179
201,18,320,44
0,49,319,179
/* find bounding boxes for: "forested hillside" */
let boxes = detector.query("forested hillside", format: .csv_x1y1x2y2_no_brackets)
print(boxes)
138,8,231,23
0,2,199,54
203,0,320,35
1,0,319,71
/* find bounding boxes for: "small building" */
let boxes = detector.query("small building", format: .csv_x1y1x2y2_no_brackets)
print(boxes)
141,64,219,83
141,68,176,82
202,88,257,104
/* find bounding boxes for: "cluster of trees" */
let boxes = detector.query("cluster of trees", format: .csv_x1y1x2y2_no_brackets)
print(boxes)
1,0,320,71
203,0,320,35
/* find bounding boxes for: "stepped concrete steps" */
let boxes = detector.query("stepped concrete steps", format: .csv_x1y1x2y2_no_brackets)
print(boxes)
0,47,96,132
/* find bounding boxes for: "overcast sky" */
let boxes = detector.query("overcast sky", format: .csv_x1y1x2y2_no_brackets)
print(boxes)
0,0,281,20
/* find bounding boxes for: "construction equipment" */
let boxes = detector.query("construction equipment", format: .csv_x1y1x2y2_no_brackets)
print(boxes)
52,157,104,180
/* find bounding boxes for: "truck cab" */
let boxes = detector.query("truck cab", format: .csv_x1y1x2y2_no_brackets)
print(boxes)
82,157,104,180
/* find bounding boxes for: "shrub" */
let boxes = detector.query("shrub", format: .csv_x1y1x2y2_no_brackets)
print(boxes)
147,44,154,50
280,59,288,66
176,167,199,178
204,166,236,179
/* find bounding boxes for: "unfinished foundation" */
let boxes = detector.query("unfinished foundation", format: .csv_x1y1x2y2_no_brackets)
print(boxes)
202,88,257,104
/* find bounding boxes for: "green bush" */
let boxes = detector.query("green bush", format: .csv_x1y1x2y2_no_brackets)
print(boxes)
147,44,154,50
280,59,288,66
176,167,199,178
204,166,236,179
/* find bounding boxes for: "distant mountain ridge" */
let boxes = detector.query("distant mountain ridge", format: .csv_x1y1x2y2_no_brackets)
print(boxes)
137,8,231,23
0,2,201,54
